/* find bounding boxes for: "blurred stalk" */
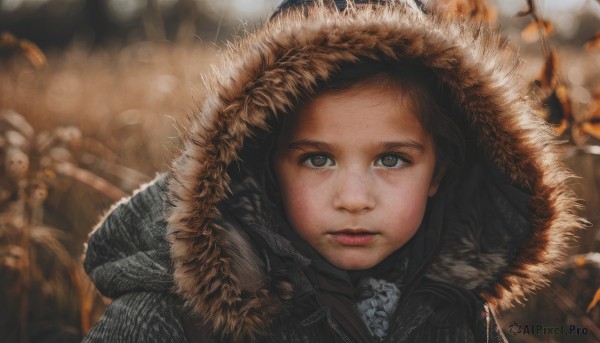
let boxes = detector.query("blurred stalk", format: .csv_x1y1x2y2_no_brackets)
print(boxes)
67,261,93,335
15,182,30,343
214,0,233,43
176,0,199,43
550,285,600,341
53,162,125,201
143,0,166,42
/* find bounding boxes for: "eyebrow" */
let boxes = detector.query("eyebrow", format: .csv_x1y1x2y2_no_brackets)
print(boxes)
288,140,339,151
377,141,425,153
287,139,425,152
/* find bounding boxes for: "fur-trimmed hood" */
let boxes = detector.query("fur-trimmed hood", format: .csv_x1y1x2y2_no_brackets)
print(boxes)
165,1,584,341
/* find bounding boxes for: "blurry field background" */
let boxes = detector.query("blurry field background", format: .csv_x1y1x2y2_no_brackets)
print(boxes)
1,0,599,342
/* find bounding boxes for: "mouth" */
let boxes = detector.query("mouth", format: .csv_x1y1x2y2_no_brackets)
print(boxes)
328,229,377,246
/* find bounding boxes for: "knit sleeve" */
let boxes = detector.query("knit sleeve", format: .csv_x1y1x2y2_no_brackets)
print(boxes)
83,291,186,343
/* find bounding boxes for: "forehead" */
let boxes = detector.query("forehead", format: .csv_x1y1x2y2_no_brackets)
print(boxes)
278,83,429,143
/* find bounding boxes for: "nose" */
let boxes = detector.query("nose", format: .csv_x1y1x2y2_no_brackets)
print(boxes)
332,169,375,213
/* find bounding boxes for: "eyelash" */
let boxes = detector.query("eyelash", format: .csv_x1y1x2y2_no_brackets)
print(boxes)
375,153,412,169
300,154,334,169
299,153,412,170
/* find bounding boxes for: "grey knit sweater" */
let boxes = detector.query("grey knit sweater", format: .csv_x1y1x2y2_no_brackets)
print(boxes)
83,176,187,342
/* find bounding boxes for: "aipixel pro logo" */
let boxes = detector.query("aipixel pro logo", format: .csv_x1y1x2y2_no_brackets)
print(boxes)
509,322,589,336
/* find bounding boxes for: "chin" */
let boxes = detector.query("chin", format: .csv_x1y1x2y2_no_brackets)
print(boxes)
331,257,380,271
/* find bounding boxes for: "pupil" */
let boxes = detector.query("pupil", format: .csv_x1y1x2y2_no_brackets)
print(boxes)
311,156,327,167
382,155,397,167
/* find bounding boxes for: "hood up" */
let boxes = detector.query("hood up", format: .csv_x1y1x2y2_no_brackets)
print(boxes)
166,2,584,341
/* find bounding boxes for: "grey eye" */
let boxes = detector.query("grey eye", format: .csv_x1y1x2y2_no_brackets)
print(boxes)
309,155,329,167
381,155,399,167
376,154,409,168
301,154,334,169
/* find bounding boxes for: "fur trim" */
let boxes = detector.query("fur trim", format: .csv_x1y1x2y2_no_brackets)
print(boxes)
166,3,584,340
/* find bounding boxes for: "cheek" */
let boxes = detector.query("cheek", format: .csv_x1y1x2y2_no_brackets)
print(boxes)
383,183,430,233
280,179,321,230
274,158,328,229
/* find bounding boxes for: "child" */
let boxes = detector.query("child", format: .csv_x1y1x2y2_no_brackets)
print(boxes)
83,1,584,342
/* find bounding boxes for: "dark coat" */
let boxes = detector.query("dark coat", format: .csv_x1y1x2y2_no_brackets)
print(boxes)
83,1,584,342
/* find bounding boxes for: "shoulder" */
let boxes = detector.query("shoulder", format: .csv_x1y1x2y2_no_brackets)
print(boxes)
388,289,508,343
405,315,476,343
91,173,168,236
86,174,169,255
83,291,186,343
84,174,173,297
406,301,508,343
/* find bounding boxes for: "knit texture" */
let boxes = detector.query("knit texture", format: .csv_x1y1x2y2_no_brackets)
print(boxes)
83,292,185,343
83,175,189,342
355,277,401,341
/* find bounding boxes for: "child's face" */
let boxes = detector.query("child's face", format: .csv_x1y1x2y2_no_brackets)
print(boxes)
273,83,439,270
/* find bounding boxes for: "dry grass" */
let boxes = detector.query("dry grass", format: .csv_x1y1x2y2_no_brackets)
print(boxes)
0,41,217,342
1,41,217,174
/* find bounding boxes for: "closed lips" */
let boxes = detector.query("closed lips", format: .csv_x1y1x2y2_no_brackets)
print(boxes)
328,229,377,245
